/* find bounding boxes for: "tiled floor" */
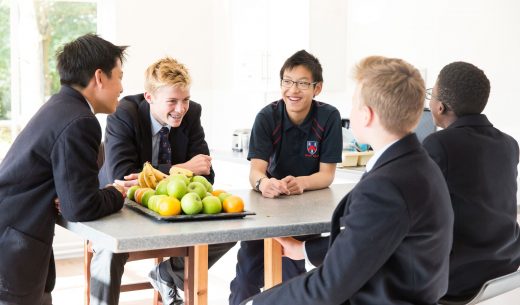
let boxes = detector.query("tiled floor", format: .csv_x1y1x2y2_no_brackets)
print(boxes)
54,245,520,305
53,244,240,305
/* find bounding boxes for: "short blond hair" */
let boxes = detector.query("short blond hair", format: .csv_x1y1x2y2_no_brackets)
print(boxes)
354,56,425,135
144,57,191,93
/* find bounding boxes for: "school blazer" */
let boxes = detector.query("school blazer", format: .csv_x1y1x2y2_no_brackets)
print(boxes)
423,114,520,300
0,86,123,303
245,134,454,305
98,93,214,186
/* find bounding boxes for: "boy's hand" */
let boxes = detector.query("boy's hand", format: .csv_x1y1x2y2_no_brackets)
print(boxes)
282,175,305,195
111,183,127,198
260,178,289,198
274,237,305,260
178,154,212,175
114,173,139,188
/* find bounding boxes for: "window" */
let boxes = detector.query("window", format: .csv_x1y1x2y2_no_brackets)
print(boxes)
0,1,10,155
0,0,97,158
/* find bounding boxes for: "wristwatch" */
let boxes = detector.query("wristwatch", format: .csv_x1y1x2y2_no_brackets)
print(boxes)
255,177,267,192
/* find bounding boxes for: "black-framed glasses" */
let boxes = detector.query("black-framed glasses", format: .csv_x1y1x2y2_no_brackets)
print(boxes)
280,79,317,90
425,88,435,101
425,88,451,111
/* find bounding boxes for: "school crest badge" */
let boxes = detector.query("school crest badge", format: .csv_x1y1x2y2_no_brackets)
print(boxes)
307,141,318,155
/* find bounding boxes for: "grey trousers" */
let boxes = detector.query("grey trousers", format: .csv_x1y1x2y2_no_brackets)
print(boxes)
89,242,236,305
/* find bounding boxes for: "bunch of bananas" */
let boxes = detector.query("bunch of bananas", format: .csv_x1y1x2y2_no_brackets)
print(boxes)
138,162,168,189
169,166,193,178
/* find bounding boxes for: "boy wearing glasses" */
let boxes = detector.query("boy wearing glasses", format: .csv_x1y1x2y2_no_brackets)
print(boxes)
423,62,520,302
241,56,453,305
229,50,343,305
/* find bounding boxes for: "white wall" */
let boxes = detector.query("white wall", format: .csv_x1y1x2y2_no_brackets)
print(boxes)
109,0,342,151
344,0,520,142
107,0,520,145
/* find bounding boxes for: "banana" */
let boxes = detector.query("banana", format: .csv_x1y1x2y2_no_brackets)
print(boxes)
146,173,157,189
151,166,168,182
142,162,159,189
138,162,170,189
138,172,147,188
143,171,155,189
169,166,193,178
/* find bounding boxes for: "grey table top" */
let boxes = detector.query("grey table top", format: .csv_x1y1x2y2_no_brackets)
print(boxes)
58,183,356,253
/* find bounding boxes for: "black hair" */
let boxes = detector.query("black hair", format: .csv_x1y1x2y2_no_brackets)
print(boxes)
57,33,127,88
279,50,323,83
437,61,490,116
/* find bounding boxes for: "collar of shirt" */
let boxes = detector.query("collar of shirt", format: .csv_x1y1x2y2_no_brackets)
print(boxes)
282,100,315,132
84,98,95,114
365,139,398,172
149,112,170,135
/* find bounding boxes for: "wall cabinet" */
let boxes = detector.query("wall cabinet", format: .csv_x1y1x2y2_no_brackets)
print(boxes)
230,0,310,103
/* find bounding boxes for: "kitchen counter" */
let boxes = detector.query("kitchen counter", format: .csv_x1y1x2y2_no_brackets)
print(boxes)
210,149,250,165
210,149,364,187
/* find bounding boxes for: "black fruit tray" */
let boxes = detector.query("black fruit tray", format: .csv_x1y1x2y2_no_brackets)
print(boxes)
125,199,255,222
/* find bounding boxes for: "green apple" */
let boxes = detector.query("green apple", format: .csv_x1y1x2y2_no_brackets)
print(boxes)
202,195,222,214
191,175,213,192
218,192,232,203
167,179,187,200
181,192,203,215
187,181,207,199
141,190,156,208
148,195,167,212
155,179,169,195
127,185,140,201
170,173,190,186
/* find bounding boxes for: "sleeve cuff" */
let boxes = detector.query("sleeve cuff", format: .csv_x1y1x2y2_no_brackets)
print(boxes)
302,240,315,268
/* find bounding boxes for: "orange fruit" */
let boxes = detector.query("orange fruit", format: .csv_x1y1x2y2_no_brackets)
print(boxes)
222,195,244,213
135,187,152,204
211,189,227,196
133,188,145,203
157,196,181,216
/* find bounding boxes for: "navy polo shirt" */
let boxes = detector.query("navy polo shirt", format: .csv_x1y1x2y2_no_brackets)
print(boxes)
248,99,343,179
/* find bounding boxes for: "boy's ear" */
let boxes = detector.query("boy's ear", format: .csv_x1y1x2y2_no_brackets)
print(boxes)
362,104,374,127
437,102,446,115
143,92,153,104
93,69,104,88
313,82,323,97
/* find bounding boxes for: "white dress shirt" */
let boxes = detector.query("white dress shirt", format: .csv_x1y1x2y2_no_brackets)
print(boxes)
149,113,170,166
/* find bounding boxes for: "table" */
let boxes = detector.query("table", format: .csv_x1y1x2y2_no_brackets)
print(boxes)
58,183,356,305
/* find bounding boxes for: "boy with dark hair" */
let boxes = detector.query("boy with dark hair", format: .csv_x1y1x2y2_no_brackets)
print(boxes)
424,61,520,301
0,33,127,305
229,50,343,305
243,56,454,305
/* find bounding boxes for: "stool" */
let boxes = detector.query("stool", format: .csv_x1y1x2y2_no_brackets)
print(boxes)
439,270,520,305
84,240,189,305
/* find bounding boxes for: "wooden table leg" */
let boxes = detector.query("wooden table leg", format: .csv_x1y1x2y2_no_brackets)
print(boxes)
184,244,208,305
264,238,282,289
84,240,92,305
